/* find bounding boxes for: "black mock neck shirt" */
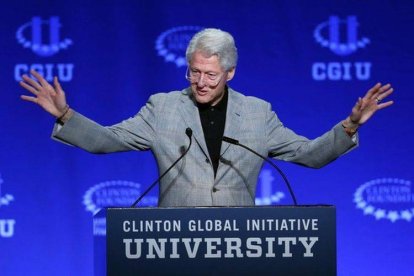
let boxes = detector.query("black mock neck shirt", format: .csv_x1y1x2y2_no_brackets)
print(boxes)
198,88,228,177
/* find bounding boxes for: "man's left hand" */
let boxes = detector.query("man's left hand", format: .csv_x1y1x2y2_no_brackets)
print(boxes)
343,83,394,130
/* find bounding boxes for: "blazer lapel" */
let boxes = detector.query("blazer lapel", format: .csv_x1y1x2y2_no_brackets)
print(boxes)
221,88,243,156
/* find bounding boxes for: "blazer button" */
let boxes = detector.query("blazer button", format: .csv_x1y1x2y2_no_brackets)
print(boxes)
205,158,210,163
212,187,219,193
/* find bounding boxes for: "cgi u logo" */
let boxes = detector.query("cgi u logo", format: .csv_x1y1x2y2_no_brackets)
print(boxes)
16,16,73,57
255,169,285,205
15,16,74,82
312,15,372,81
0,219,15,238
314,16,370,56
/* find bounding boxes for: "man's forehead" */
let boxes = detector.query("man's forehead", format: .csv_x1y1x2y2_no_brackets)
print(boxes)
189,51,223,70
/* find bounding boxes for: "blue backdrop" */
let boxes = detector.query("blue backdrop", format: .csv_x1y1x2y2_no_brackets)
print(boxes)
1,0,413,275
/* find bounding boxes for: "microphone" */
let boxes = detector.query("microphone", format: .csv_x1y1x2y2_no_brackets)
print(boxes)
222,136,298,206
130,128,193,207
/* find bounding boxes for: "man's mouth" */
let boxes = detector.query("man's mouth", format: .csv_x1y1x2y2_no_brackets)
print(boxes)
196,89,208,95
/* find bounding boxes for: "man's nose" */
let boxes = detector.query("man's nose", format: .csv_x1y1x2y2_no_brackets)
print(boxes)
196,74,207,86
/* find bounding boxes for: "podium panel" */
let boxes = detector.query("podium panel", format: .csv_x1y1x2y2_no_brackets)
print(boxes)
103,206,336,276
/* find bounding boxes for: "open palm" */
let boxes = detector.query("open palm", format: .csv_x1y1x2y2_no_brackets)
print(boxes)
20,70,68,118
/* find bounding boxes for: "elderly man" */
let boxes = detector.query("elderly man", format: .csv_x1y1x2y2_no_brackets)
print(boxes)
20,28,393,207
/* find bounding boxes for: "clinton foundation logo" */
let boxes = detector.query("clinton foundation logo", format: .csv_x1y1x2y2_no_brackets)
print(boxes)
354,178,414,223
312,15,371,81
83,180,157,236
15,16,74,82
155,26,203,67
0,174,16,238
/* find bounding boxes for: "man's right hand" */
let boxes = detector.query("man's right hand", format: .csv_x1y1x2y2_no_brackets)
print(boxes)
20,69,68,118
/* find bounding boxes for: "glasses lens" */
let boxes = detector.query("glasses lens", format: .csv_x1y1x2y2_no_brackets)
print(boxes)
186,67,223,86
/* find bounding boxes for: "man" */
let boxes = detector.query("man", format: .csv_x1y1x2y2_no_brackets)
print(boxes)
20,28,393,207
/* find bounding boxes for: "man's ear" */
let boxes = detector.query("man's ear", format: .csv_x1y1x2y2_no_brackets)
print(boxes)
227,67,236,81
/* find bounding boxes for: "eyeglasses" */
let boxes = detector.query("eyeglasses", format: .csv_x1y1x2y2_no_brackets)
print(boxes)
185,67,225,86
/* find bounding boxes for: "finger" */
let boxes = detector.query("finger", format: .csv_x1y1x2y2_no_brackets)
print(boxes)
21,74,42,90
377,100,394,110
365,83,381,98
19,80,39,95
353,97,362,111
377,87,394,101
379,83,391,92
54,76,63,94
372,87,393,104
360,98,369,111
30,69,49,87
372,83,391,98
20,95,38,103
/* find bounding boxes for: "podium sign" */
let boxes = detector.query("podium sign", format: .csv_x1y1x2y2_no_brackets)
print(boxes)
106,206,336,276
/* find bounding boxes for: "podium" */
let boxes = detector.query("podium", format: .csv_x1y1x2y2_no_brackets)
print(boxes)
95,206,336,276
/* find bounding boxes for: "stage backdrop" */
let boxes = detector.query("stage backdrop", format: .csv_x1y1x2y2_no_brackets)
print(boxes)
1,1,413,275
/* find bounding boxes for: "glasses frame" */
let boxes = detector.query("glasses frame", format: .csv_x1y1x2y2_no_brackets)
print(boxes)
185,67,226,87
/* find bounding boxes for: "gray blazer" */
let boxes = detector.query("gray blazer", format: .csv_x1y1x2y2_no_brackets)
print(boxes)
52,87,357,207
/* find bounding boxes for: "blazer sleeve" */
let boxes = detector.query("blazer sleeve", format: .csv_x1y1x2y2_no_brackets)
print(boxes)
51,95,160,153
265,102,358,168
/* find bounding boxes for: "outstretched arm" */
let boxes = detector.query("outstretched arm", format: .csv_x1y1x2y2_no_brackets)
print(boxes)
19,69,155,153
20,69,68,118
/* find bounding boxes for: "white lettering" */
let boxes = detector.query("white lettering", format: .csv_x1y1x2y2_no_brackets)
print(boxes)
312,62,326,81
246,218,319,231
312,62,372,81
265,237,276,257
0,219,15,238
341,62,352,80
57,63,74,81
122,236,320,259
327,62,341,80
124,220,181,232
298,237,318,257
123,238,143,259
205,238,221,258
123,221,130,232
355,62,371,80
169,238,180,258
182,238,202,258
278,237,297,257
280,220,288,231
246,237,262,257
188,220,238,232
14,63,75,82
215,220,222,231
312,219,318,231
146,238,167,259
224,238,243,258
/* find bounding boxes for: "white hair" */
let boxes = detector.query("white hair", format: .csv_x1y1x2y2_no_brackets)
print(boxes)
186,28,238,71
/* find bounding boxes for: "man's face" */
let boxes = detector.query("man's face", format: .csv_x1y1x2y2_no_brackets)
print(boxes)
189,51,235,106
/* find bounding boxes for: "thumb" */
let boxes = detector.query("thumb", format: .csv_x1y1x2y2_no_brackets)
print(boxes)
354,97,362,111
